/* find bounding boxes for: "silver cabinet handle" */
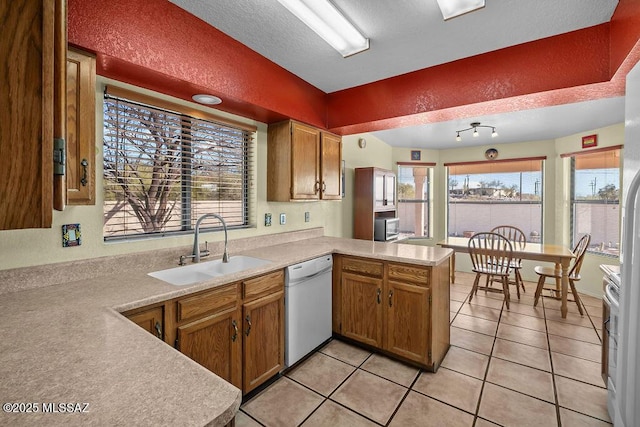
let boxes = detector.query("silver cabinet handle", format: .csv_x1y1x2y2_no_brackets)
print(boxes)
154,321,162,339
377,288,381,304
80,159,88,186
388,290,394,307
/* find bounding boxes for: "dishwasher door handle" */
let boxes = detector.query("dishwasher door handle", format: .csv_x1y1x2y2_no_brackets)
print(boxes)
287,267,333,285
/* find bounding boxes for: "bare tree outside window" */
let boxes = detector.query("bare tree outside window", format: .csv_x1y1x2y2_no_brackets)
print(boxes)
103,95,251,240
104,102,182,233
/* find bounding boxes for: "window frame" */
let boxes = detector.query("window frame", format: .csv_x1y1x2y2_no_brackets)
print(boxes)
396,162,435,239
102,87,256,241
445,157,545,241
564,145,622,257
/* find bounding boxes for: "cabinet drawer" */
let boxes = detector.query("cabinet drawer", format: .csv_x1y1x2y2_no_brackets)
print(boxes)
177,283,239,323
342,257,384,278
243,270,284,301
388,263,431,287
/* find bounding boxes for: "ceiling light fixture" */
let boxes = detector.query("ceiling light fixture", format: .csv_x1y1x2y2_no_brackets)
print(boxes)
436,0,485,20
192,94,222,105
276,0,369,57
455,122,497,142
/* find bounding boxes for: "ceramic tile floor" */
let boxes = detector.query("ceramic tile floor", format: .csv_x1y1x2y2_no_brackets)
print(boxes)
238,271,611,427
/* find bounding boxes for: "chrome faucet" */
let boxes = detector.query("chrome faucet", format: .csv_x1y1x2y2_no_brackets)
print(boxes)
190,213,229,263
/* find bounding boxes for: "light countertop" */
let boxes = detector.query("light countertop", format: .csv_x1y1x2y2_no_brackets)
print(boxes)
0,235,452,426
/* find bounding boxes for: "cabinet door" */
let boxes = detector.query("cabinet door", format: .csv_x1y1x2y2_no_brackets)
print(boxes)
341,272,384,348
291,122,320,200
66,49,96,205
243,290,285,393
385,281,430,364
384,173,397,209
374,172,386,209
1,0,63,229
177,307,242,389
321,132,342,200
127,306,164,340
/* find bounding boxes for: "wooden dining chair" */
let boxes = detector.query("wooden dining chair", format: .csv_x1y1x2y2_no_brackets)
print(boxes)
533,234,591,315
491,225,527,298
468,232,514,309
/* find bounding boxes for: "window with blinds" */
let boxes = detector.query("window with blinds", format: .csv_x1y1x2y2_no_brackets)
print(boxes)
566,146,621,256
103,92,254,240
446,157,545,241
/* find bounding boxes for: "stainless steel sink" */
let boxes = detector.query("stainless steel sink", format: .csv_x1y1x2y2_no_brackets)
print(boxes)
148,256,271,286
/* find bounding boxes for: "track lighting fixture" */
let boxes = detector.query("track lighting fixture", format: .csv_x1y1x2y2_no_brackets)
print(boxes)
455,122,498,142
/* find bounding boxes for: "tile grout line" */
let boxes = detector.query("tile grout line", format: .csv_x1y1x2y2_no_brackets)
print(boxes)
382,372,420,427
542,293,564,427
470,293,504,427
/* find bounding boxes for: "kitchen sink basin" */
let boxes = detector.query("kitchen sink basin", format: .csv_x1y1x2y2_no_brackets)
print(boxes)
148,256,271,286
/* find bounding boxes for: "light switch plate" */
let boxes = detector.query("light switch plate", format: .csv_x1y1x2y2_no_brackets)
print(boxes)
264,213,272,227
305,212,310,222
280,213,286,225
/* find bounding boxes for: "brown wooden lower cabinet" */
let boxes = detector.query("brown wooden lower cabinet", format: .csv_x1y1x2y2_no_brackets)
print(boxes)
385,280,430,363
123,270,285,395
242,290,285,393
341,272,383,348
124,305,164,340
177,306,242,389
335,255,450,370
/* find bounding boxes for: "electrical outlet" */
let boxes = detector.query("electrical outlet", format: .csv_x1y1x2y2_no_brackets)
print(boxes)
280,213,286,225
304,212,310,222
264,213,272,227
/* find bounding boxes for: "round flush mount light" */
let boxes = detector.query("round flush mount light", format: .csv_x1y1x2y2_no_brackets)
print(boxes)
192,94,222,105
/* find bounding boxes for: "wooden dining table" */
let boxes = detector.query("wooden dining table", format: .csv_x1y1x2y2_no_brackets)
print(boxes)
438,237,576,318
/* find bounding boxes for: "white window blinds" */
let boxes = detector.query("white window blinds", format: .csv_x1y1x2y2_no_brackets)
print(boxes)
103,92,254,240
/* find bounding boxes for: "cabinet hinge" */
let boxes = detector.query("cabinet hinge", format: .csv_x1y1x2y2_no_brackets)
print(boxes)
174,338,179,349
53,138,65,176
428,350,432,360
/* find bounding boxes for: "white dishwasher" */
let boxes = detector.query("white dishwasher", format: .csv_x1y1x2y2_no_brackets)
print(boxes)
285,255,333,367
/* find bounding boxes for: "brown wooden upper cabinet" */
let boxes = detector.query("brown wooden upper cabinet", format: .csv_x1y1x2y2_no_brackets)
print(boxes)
66,48,96,205
267,120,342,201
0,0,66,229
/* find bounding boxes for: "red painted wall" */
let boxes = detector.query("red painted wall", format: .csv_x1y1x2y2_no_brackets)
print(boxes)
68,0,640,135
68,0,327,127
610,0,640,75
326,25,611,132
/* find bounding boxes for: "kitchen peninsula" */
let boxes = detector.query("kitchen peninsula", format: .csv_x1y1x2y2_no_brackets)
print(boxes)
0,231,452,426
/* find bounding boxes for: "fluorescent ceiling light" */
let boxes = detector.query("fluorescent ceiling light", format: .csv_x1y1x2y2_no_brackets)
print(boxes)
277,0,369,57
436,0,485,20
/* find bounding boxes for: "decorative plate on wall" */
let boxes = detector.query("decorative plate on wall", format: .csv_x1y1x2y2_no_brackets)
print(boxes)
485,148,499,160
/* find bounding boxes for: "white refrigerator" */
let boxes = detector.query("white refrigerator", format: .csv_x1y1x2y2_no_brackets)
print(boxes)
615,59,640,426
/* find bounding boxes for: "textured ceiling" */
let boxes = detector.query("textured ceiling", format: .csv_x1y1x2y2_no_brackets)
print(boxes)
168,0,623,148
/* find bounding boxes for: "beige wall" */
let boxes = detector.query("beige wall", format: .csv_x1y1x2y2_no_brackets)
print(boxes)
0,76,624,298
